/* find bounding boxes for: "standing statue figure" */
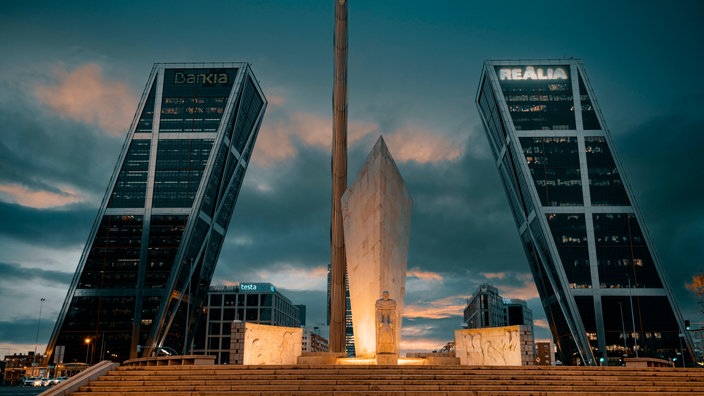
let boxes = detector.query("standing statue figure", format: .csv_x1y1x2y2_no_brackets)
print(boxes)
375,291,397,354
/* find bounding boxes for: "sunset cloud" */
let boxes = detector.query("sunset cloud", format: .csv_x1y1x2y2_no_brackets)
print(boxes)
406,267,444,292
482,272,507,280
254,264,328,291
534,319,549,329
34,63,138,136
384,124,463,164
252,111,377,167
403,295,467,319
478,271,540,301
266,93,286,107
500,273,540,301
251,93,462,167
407,267,443,282
216,264,328,291
400,337,453,353
0,183,84,208
401,324,436,337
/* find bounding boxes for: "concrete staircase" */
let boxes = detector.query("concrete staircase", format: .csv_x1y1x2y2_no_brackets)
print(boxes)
69,364,704,395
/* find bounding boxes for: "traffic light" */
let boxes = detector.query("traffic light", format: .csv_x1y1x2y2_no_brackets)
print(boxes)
685,320,691,331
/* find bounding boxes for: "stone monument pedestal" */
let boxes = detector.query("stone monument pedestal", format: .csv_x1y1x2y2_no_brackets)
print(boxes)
375,353,398,365
297,352,348,365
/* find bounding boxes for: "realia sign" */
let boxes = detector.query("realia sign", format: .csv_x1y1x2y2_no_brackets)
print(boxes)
498,66,568,81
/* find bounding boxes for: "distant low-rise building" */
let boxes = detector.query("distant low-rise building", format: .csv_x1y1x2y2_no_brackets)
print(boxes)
302,327,329,353
464,284,504,329
535,341,554,366
464,284,533,331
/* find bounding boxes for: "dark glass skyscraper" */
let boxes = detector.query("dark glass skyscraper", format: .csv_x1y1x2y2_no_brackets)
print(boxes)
476,59,694,365
45,63,266,363
326,264,355,357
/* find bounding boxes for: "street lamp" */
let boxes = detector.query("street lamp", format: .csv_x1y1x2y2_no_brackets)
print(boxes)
183,257,194,355
627,274,639,357
618,302,628,354
84,338,91,365
33,298,46,367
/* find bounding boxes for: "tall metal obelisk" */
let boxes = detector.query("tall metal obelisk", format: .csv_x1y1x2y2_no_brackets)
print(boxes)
330,0,348,353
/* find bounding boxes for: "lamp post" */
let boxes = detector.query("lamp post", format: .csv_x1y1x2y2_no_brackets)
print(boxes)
618,302,628,354
627,274,639,357
33,298,45,367
183,258,194,355
84,338,91,365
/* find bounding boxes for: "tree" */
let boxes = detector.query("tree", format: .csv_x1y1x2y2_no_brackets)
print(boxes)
686,274,704,298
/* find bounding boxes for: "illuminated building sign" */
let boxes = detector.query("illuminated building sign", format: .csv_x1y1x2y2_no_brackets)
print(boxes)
239,283,275,293
174,72,228,84
498,66,568,81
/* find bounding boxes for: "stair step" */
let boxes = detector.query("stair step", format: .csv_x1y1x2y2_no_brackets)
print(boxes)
70,364,704,396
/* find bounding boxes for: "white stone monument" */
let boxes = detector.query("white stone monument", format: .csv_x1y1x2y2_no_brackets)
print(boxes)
242,322,302,365
454,325,535,366
342,136,412,359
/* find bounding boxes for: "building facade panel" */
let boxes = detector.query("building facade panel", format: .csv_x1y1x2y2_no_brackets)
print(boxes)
477,59,694,365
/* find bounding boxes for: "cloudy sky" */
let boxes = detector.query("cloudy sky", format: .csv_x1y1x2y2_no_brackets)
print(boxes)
1,0,703,356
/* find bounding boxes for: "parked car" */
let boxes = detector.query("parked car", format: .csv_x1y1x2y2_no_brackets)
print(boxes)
22,377,42,386
50,376,69,385
54,377,68,385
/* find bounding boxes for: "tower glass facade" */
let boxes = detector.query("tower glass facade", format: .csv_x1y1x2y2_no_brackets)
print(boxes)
327,264,356,356
46,63,266,363
476,59,693,365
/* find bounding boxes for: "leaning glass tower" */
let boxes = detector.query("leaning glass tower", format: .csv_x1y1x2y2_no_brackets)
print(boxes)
476,59,693,365
45,63,266,363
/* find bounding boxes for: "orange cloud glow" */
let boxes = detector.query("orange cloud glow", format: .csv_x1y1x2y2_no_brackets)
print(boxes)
0,183,83,208
252,111,377,167
481,272,507,280
401,324,435,337
483,272,540,301
255,264,328,291
399,338,452,353
266,93,286,107
407,268,443,282
403,295,466,319
534,319,549,329
500,273,540,300
251,93,461,167
384,124,462,164
34,63,138,136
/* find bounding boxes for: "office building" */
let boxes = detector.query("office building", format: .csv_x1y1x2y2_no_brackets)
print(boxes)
464,284,533,332
295,304,307,327
45,63,267,363
192,283,300,364
535,341,554,366
327,264,356,356
464,284,505,329
504,298,534,328
303,327,329,353
476,59,694,365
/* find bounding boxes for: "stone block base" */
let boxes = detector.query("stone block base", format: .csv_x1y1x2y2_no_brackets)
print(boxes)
297,352,347,365
422,356,461,366
376,354,398,365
